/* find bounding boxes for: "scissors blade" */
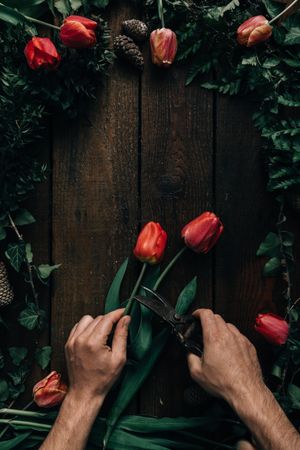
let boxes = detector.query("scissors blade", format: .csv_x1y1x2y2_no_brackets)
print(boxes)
133,291,174,324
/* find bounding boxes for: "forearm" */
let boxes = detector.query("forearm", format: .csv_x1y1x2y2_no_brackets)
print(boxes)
229,384,300,450
40,391,104,450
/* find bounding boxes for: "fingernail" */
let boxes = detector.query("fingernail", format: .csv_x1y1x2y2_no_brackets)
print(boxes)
123,316,131,328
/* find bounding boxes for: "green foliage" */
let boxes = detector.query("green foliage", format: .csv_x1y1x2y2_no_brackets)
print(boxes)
18,302,46,330
104,259,129,314
175,276,197,314
147,0,300,194
5,242,26,272
35,346,52,370
8,348,28,366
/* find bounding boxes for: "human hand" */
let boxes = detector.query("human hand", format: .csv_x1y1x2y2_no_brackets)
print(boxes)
65,309,130,402
187,309,263,405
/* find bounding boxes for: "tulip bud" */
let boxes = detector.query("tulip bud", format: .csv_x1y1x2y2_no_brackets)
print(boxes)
134,222,167,265
181,212,223,254
24,37,61,70
60,15,98,49
237,15,272,47
254,313,289,346
33,371,68,408
150,28,177,68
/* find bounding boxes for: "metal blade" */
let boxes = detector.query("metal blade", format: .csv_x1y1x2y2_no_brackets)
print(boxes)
133,294,174,324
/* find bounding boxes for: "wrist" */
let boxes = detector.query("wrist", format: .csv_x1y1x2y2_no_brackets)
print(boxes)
65,388,105,412
226,379,270,415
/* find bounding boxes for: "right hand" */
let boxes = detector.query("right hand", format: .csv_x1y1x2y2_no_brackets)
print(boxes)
65,308,130,402
187,309,264,404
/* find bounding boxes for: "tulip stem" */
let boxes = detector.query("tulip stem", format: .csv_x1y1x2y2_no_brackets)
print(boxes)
269,0,299,25
0,418,51,430
24,15,60,30
157,0,165,28
153,247,187,291
124,263,148,315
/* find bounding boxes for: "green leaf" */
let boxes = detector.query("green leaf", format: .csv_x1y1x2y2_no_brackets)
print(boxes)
35,346,52,370
0,433,32,450
25,243,33,264
38,264,61,279
54,0,71,15
288,383,300,410
263,257,281,277
0,379,9,401
175,277,197,315
8,364,30,386
257,232,280,257
5,241,26,272
0,227,6,240
104,258,129,313
70,0,82,9
285,28,300,46
0,3,26,25
9,347,28,366
14,209,35,226
0,351,4,369
18,303,42,330
91,0,110,7
104,329,169,448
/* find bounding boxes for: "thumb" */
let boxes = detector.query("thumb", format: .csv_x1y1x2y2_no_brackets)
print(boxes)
236,441,257,450
112,315,131,360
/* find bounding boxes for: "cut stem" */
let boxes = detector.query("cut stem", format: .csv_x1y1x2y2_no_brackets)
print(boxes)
157,0,165,28
24,15,60,30
124,263,147,315
153,247,187,290
0,418,51,430
269,0,299,25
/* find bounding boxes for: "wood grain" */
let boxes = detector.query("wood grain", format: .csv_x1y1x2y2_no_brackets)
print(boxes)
214,95,276,349
139,59,214,416
51,1,139,380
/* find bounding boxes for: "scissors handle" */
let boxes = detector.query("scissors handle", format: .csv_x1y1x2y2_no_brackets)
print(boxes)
178,315,203,357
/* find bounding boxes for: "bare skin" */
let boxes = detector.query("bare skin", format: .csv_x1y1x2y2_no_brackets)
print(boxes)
187,309,300,450
40,308,130,450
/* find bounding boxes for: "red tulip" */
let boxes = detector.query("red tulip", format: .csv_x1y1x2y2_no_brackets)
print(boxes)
134,222,167,265
255,313,289,346
24,37,61,70
150,28,177,68
181,212,223,254
237,15,273,47
60,15,97,49
33,371,68,408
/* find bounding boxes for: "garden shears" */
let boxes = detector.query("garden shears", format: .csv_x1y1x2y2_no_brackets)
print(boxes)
133,286,203,357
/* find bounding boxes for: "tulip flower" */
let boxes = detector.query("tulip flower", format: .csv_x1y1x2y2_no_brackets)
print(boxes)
255,313,289,346
134,222,167,265
24,37,61,70
33,371,68,408
60,15,97,49
150,28,177,68
237,16,273,47
181,212,223,254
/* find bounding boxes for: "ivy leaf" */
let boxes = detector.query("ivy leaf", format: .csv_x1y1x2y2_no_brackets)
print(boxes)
70,0,82,9
25,243,33,264
91,0,110,7
9,382,25,399
54,0,71,15
8,363,30,386
5,241,26,272
0,227,6,240
35,346,52,370
18,303,45,330
38,264,61,279
257,232,281,257
263,256,282,276
0,379,9,402
104,258,129,313
13,208,35,226
284,28,300,46
9,347,28,366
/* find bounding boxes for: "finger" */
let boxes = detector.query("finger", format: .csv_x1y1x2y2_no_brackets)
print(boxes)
236,440,257,450
72,315,94,338
214,314,229,333
193,309,218,343
187,353,203,379
227,323,241,337
92,309,125,344
78,315,104,339
67,322,78,341
112,315,131,360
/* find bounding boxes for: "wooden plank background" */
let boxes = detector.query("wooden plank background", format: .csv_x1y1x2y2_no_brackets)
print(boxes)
23,0,300,417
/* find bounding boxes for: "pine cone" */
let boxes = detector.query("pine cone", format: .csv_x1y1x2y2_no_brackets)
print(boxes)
122,19,149,42
0,262,13,308
114,35,144,71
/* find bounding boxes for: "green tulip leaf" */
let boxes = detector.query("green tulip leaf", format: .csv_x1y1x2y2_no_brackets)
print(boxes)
175,277,197,315
0,3,26,25
104,258,129,313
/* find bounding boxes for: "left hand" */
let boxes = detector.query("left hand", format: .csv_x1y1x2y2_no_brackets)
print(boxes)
65,308,130,401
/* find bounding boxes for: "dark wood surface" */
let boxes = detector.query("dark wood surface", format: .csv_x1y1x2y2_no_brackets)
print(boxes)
22,1,300,417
